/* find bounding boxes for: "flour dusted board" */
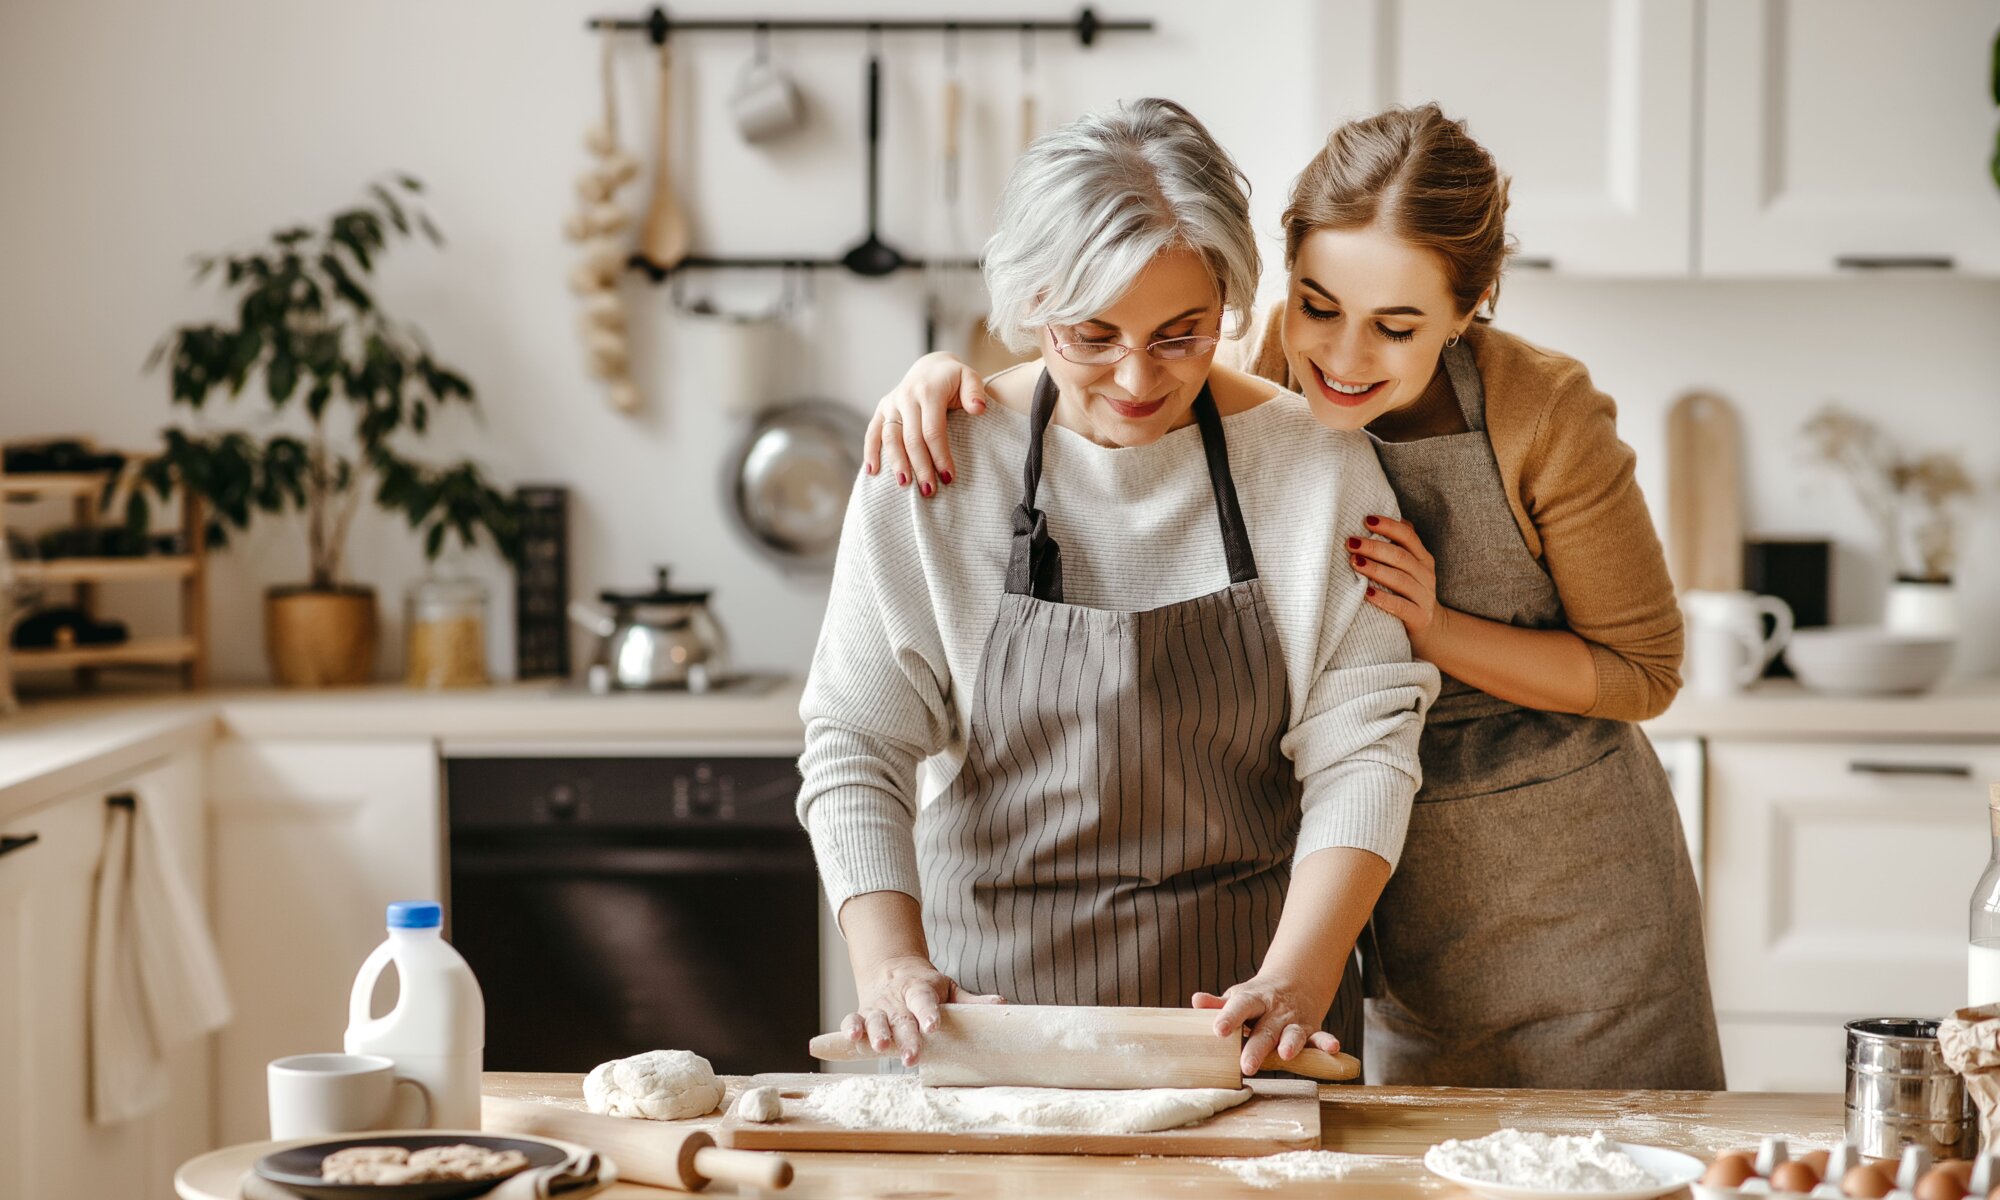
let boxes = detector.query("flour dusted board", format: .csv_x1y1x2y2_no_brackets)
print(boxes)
718,1073,1319,1157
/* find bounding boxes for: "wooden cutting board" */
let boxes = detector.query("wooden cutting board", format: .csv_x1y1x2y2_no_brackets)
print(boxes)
717,1072,1319,1157
1665,390,1745,593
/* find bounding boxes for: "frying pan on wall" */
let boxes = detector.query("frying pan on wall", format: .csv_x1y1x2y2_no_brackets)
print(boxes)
725,400,870,572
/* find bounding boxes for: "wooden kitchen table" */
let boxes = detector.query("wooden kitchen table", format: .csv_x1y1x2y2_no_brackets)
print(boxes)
465,1073,1844,1198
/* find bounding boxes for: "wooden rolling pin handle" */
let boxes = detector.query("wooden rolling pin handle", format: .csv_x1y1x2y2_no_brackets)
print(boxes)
693,1146,794,1191
1258,1046,1362,1083
808,1032,879,1062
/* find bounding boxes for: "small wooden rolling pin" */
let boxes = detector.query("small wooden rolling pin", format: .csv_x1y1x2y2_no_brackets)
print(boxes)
810,1003,1361,1088
482,1095,792,1192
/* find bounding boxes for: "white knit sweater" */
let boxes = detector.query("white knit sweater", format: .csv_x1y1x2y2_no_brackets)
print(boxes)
797,380,1439,915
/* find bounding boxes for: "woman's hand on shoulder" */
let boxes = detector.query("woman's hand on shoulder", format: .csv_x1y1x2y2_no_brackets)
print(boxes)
1350,514,1447,656
864,352,991,498
841,953,1006,1065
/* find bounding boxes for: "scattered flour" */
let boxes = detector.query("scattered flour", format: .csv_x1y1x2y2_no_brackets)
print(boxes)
1425,1130,1658,1191
800,1075,1254,1134
1203,1151,1370,1188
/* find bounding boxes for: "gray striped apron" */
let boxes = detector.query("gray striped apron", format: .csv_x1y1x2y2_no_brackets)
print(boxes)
1360,341,1725,1089
917,371,1364,1054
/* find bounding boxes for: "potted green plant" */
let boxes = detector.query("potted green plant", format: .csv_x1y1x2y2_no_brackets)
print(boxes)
137,177,520,686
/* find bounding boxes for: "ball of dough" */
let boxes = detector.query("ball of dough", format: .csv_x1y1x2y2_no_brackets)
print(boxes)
585,1049,723,1121
735,1086,784,1123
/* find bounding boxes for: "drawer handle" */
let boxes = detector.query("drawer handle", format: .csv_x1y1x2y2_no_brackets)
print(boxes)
1835,255,1954,271
1848,761,1973,778
0,834,40,859
1512,256,1555,270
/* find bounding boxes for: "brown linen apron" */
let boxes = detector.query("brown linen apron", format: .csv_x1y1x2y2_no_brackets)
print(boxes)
1361,342,1725,1089
917,370,1364,1054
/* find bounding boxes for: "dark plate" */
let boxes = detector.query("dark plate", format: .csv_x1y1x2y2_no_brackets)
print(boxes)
254,1134,566,1200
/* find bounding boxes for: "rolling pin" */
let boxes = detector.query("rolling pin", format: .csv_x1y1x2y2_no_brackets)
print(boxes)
482,1095,792,1192
809,1003,1360,1089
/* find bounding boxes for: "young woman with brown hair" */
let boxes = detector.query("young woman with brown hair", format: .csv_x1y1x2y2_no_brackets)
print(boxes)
859,103,1725,1090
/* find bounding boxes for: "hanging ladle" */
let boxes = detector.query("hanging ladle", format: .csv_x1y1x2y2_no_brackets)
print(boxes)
840,50,908,277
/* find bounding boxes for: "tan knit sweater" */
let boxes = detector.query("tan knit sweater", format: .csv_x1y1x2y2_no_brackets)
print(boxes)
1242,307,1682,722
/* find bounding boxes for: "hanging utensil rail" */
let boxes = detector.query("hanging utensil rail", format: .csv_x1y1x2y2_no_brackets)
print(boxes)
585,5,1154,280
585,6,1151,48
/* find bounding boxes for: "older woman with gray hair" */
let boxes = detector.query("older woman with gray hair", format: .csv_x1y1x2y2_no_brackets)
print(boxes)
798,98,1436,1076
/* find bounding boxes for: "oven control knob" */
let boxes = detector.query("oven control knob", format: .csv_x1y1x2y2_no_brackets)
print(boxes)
546,784,581,819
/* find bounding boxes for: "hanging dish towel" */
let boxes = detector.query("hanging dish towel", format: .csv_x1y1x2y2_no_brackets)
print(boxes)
89,789,233,1125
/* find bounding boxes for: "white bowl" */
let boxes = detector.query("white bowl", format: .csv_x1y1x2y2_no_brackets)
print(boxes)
1783,626,1956,695
1423,1141,1706,1200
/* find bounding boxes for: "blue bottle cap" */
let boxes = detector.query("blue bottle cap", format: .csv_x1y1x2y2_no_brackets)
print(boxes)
387,901,442,929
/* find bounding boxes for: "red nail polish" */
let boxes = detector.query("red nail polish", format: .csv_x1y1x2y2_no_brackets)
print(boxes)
866,463,878,475
1353,555,1367,566
1366,587,1377,597
1347,537,1362,550
897,473,908,487
1365,515,1380,527
920,481,934,497
940,471,953,486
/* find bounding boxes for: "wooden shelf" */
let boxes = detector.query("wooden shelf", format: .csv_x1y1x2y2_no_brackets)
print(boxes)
9,636,200,672
14,556,196,584
0,472,110,499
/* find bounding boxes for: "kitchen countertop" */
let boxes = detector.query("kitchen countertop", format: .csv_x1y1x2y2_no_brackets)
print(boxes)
1642,678,2000,740
8,674,1997,824
482,1072,1837,1197
176,1074,1842,1199
0,680,808,822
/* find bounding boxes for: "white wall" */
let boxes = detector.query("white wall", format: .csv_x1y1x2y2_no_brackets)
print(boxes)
3,0,1997,685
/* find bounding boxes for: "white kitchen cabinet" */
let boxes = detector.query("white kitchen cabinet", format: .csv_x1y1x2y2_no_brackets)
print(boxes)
1705,741,2000,1035
1701,0,2000,277
1314,0,2000,279
1313,0,1698,275
1716,1016,1850,1093
0,749,211,1200
208,737,441,1145
0,802,40,1200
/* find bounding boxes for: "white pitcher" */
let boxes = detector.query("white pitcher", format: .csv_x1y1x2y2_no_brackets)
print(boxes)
1683,590,1794,697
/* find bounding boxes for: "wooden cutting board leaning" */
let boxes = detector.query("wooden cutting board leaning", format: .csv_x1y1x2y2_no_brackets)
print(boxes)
1666,390,1746,593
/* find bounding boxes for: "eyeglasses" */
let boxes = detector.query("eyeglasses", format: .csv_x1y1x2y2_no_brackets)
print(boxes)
1051,334,1219,367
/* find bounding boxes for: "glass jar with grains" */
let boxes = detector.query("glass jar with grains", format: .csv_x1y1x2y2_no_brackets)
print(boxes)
404,577,490,688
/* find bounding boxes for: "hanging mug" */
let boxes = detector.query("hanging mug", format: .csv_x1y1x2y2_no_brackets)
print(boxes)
731,56,803,143
1683,589,1794,697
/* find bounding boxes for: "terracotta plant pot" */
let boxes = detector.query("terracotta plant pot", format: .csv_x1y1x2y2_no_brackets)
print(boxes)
265,586,378,687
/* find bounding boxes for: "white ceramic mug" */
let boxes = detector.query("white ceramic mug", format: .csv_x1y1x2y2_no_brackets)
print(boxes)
731,58,803,143
1683,589,1794,697
267,1053,431,1140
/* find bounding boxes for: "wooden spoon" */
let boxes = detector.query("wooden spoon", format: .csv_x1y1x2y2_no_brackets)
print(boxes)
639,39,690,270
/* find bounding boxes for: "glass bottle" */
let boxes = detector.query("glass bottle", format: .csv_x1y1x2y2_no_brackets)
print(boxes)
404,577,489,689
1969,784,2000,1006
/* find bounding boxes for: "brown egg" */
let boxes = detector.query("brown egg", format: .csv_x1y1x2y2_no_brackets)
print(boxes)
1772,1161,1822,1193
1845,1165,1894,1200
1704,1154,1757,1189
1940,1162,1976,1186
1799,1151,1832,1176
1917,1167,1970,1200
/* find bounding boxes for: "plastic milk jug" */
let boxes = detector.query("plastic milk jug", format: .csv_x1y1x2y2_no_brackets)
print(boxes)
344,901,485,1128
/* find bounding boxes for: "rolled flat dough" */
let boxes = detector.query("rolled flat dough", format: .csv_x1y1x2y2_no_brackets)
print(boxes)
800,1075,1254,1134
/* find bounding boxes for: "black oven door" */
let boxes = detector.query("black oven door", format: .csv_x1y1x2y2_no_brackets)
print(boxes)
445,756,821,1076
